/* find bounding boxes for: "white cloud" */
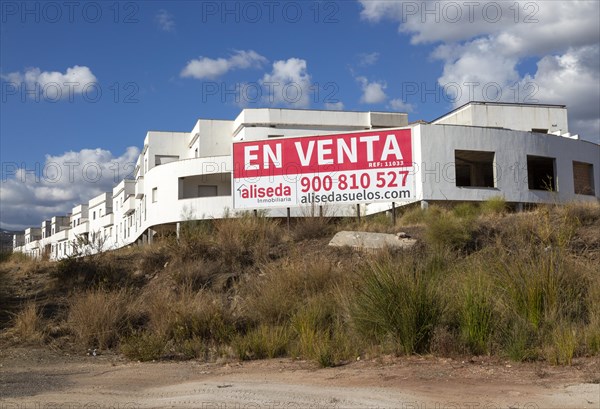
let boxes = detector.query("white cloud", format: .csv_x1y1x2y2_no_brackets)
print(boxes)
358,0,600,142
521,45,600,140
0,147,139,231
388,99,414,112
359,1,598,50
1,66,98,100
358,52,380,66
181,50,268,80
156,9,175,32
357,76,387,104
324,101,345,110
260,58,312,107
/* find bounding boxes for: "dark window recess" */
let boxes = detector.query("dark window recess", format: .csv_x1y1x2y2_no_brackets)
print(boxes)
455,150,495,187
573,161,595,195
527,156,556,191
531,128,549,134
198,185,218,197
268,134,284,138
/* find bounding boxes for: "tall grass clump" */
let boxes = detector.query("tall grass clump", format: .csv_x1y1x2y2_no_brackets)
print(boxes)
583,274,600,355
493,248,588,331
291,295,356,367
349,253,442,355
545,323,578,365
240,254,339,325
10,303,45,343
486,241,591,362
457,271,495,355
67,289,132,349
232,324,290,361
122,285,236,361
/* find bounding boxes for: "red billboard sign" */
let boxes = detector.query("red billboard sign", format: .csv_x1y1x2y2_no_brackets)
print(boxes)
233,129,414,209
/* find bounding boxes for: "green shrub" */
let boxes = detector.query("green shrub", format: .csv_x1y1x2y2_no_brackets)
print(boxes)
425,211,474,251
120,332,166,361
52,253,135,290
452,203,480,219
480,196,507,215
232,324,290,360
399,206,426,224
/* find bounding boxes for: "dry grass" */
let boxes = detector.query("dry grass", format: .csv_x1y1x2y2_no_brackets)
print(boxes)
3,201,599,367
67,289,132,349
239,253,340,325
9,303,45,343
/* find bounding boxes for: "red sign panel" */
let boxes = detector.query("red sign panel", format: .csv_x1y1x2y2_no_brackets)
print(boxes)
233,129,414,209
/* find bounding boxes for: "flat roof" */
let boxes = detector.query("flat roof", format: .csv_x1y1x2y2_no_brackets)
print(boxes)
431,101,567,123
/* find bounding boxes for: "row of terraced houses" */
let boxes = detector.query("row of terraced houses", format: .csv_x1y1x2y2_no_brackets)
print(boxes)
12,101,600,260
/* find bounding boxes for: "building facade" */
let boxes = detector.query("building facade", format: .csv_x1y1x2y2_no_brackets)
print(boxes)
13,102,600,259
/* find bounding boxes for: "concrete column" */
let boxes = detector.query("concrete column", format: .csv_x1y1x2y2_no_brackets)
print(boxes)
421,200,429,210
176,222,181,239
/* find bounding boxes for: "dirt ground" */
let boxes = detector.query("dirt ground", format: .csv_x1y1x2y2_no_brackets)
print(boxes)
0,347,598,409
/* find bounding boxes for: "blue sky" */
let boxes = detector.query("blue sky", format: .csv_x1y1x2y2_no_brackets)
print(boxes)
1,1,599,230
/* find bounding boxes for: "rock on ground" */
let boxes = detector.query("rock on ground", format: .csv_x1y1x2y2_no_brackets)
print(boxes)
328,230,417,251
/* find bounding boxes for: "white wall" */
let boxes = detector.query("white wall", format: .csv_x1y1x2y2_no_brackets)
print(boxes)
190,119,234,158
144,131,189,174
434,103,569,134
144,156,232,226
417,124,599,203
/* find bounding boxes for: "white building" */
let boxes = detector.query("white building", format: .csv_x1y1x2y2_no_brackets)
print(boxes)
13,102,599,260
